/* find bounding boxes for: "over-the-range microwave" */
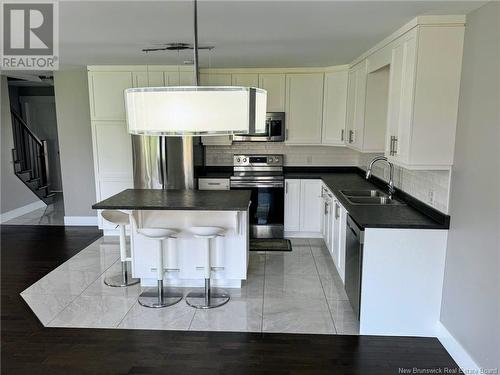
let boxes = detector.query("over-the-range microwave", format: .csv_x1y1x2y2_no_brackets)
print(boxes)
233,112,285,142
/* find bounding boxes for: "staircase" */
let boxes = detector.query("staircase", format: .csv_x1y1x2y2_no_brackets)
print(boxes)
10,109,55,205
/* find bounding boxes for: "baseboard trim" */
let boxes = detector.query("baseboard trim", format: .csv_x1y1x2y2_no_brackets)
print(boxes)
1,200,47,223
64,216,98,226
437,321,480,373
284,231,322,238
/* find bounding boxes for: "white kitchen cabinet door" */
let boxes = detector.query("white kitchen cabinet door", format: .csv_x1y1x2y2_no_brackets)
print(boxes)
345,60,367,151
231,73,259,87
385,29,417,164
331,199,341,267
89,71,133,120
132,72,148,88
284,179,301,232
285,73,324,145
337,203,348,283
323,197,333,252
258,74,286,112
200,73,232,86
200,73,233,145
147,71,164,86
299,179,322,233
322,70,348,145
384,25,464,169
93,121,133,179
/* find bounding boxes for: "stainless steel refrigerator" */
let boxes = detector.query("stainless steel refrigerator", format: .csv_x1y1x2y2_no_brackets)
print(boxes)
132,135,204,189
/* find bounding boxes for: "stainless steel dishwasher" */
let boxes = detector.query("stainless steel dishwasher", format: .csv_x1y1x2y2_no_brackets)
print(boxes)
345,215,364,320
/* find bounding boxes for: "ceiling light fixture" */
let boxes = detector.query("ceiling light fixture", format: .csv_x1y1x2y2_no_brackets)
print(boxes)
125,0,267,137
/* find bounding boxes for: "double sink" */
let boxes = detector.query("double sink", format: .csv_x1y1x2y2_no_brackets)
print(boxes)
340,189,405,206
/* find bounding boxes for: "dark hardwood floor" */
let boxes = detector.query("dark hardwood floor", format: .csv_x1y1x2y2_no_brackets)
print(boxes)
1,225,459,375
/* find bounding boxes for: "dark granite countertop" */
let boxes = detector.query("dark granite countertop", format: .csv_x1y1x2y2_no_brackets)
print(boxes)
194,165,449,229
284,167,450,230
92,189,251,211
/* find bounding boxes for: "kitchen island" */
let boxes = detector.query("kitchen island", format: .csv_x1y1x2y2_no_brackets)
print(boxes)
93,189,251,288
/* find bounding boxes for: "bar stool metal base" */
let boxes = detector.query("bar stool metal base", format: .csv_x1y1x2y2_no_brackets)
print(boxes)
104,262,140,287
138,283,183,308
186,279,230,309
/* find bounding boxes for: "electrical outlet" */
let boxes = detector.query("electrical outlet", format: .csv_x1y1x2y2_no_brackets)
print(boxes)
306,156,313,164
428,190,434,205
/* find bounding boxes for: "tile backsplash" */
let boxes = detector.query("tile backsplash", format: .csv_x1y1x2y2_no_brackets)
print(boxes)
205,144,451,213
357,153,450,213
205,143,360,166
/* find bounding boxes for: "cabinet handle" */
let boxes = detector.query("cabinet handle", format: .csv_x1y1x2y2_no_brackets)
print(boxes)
341,129,345,141
393,136,398,155
285,181,288,194
389,136,394,156
349,130,354,143
324,201,329,215
335,203,340,219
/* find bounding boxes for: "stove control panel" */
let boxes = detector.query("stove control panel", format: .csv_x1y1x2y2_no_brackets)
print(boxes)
233,154,283,167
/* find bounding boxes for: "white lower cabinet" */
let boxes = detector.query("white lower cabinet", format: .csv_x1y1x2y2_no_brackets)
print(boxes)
332,198,348,282
320,183,348,283
284,179,322,235
284,179,301,232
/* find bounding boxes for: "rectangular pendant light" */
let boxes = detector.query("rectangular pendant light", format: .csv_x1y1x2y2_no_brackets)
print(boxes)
125,86,267,136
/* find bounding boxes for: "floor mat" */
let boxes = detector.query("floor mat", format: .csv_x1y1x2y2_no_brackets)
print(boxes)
250,239,292,252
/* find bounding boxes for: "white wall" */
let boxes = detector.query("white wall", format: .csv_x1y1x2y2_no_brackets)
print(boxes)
53,69,97,219
0,76,41,215
440,1,500,370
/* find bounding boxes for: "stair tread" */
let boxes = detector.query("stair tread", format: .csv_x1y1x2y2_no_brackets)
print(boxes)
37,185,48,190
44,193,56,198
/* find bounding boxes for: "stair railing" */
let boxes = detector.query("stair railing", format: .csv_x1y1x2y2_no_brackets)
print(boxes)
10,108,49,189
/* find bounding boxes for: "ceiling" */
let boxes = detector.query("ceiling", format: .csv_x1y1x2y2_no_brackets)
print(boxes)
58,0,483,69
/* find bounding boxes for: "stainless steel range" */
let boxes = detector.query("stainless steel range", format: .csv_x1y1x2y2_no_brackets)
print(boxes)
230,154,284,239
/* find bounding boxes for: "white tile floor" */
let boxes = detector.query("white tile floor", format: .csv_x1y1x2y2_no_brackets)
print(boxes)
4,193,65,225
21,237,359,335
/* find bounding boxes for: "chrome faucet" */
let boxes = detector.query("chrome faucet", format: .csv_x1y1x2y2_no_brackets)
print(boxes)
365,156,395,198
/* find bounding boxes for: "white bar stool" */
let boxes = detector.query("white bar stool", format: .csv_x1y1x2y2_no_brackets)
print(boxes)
186,226,230,309
137,228,183,308
101,210,140,287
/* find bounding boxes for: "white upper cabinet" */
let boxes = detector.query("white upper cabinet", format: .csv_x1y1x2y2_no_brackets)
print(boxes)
385,25,464,169
322,69,348,146
285,73,324,145
231,73,259,87
385,29,417,165
147,69,195,87
258,74,286,112
200,73,232,86
89,71,134,120
345,60,368,151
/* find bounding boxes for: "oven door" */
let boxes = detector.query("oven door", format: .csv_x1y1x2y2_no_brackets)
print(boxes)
230,180,284,238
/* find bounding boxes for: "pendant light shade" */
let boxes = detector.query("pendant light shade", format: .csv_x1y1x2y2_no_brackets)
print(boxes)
125,86,267,136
